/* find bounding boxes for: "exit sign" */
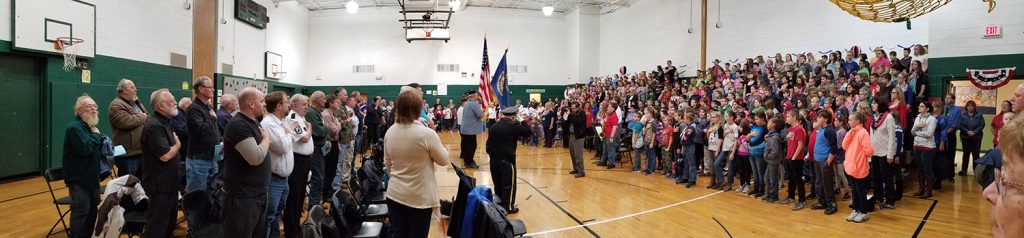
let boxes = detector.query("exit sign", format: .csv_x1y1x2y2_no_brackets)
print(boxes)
984,25,1001,38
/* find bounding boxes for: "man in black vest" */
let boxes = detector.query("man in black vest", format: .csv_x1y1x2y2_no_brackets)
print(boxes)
222,87,271,237
486,107,531,213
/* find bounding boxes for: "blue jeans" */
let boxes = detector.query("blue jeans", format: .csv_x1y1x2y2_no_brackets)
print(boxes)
186,157,219,192
684,146,697,182
114,155,142,177
308,145,325,209
646,146,657,174
333,142,353,191
354,133,364,155
266,175,289,238
751,155,766,193
633,145,645,171
714,151,732,184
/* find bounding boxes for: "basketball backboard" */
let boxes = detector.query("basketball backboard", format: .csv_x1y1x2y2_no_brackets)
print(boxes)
13,0,96,58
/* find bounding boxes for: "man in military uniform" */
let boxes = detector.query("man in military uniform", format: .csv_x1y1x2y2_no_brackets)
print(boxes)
486,106,531,214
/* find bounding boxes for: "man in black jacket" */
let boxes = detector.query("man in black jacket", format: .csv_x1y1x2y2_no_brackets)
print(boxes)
186,76,222,193
565,102,588,178
364,96,384,144
487,107,532,213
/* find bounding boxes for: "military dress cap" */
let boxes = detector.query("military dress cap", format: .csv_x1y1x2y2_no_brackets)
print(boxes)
500,107,519,115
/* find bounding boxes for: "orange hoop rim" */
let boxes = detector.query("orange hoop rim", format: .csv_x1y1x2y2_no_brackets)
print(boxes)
54,37,85,50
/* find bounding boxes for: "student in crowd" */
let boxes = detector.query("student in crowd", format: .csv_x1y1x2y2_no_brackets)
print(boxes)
870,99,899,210
912,101,938,199
747,112,768,197
678,112,698,188
762,117,785,203
782,110,807,210
843,112,874,223
810,111,839,215
706,112,723,188
713,111,739,190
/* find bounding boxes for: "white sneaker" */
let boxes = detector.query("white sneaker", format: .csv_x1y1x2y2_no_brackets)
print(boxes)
846,211,859,221
853,213,869,223
741,186,751,193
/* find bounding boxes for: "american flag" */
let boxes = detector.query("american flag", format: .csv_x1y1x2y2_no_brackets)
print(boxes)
479,37,495,110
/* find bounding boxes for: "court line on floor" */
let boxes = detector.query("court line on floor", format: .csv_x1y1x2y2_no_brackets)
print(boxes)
912,199,939,237
711,217,733,238
585,176,660,193
523,190,723,237
520,178,602,238
0,186,65,204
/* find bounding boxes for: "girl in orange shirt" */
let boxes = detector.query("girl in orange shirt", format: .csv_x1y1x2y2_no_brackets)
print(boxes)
843,112,875,223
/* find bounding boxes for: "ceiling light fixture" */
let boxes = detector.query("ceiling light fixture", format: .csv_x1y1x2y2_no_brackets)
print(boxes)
449,0,461,12
542,6,554,16
346,0,359,14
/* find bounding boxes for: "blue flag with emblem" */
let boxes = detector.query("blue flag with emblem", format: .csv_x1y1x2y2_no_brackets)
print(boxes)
490,49,510,108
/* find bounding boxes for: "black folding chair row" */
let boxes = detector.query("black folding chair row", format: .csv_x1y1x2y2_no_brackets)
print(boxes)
446,164,527,238
331,190,384,238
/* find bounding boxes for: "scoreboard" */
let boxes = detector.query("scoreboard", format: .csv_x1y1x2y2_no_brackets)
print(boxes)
235,0,270,29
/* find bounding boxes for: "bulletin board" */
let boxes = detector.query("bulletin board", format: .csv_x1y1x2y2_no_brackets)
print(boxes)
950,79,1022,108
222,75,269,97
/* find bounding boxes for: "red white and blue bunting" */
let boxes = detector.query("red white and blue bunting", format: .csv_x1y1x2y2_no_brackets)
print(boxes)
966,67,1015,90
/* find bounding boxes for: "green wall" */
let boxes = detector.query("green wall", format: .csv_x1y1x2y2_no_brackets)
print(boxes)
2,40,193,171
927,53,1024,98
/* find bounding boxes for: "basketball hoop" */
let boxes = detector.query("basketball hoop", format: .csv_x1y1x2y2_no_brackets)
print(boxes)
272,71,288,79
424,27,434,38
54,37,85,71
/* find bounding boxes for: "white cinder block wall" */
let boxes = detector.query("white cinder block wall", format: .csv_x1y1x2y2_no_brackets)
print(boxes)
704,0,929,64
217,0,309,85
599,0,930,77
0,0,11,41
928,0,1024,58
304,7,567,86
599,0,700,77
566,6,600,84
95,0,192,67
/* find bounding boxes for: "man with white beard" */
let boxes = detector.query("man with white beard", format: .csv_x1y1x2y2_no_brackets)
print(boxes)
63,94,104,238
140,88,183,238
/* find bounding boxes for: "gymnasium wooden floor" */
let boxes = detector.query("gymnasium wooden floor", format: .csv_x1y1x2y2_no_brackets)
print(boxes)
0,132,992,237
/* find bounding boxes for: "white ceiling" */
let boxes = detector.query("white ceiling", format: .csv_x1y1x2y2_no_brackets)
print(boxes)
287,0,633,13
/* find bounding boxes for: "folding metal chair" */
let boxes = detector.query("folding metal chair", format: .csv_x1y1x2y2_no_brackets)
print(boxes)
43,168,71,236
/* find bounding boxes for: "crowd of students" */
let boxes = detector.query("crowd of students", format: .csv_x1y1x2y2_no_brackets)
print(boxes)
545,44,1020,223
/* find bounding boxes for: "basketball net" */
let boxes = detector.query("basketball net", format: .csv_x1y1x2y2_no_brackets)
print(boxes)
425,27,434,38
55,37,84,71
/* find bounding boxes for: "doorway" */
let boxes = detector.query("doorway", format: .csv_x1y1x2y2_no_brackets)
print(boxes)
0,54,42,178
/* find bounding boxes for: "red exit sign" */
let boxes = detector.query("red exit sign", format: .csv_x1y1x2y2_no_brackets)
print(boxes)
985,25,1002,38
